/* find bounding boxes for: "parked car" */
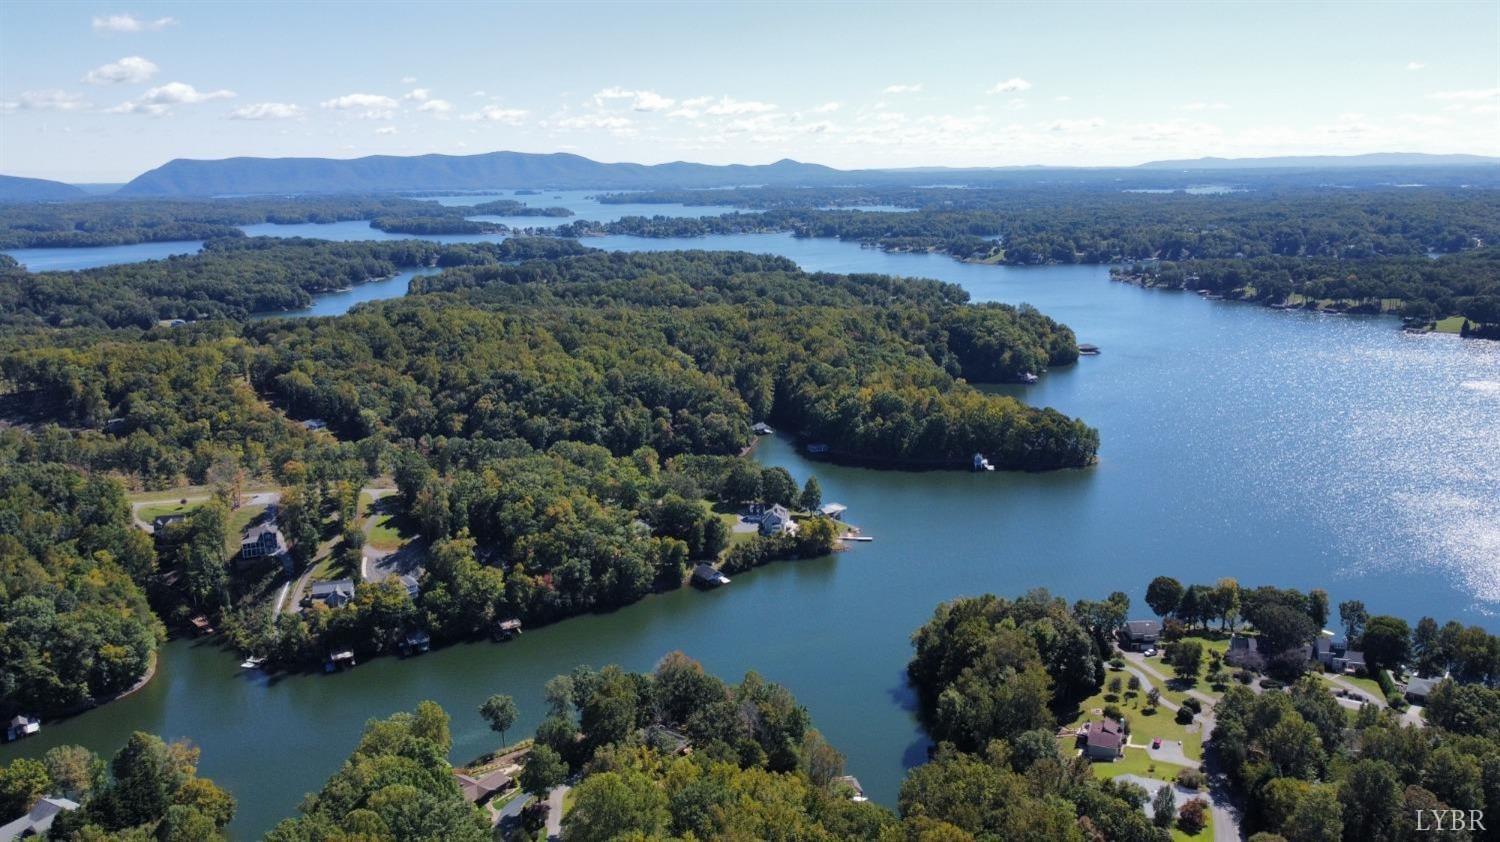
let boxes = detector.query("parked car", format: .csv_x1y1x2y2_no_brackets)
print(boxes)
1143,647,1157,657
1151,737,1162,749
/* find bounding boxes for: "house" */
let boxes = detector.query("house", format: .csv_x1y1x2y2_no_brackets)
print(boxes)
152,513,187,534
302,418,328,431
1227,635,1264,669
492,618,523,641
759,504,798,536
401,630,431,656
4,715,40,742
1081,718,1125,760
832,775,868,802
399,574,421,600
1119,619,1161,651
240,522,285,561
1308,635,1365,673
818,502,848,520
751,422,774,435
692,562,731,588
0,796,78,840
308,579,355,609
453,768,515,804
643,724,692,755
1405,675,1443,703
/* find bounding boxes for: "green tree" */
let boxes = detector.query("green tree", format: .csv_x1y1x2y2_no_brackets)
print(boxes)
760,467,798,507
42,745,103,802
1360,616,1411,671
798,476,822,511
519,744,567,798
1338,760,1402,841
1146,576,1184,619
480,694,519,749
1168,639,1204,679
1151,782,1176,828
1338,600,1368,644
563,768,669,842
0,757,49,820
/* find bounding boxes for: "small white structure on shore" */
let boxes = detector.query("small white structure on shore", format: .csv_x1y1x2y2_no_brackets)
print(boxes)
818,502,848,520
972,453,994,472
692,562,731,588
752,422,774,435
4,715,40,742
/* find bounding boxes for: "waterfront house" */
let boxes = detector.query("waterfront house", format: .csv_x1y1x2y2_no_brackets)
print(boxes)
833,775,868,802
1311,635,1366,673
308,579,355,609
4,715,40,742
1405,675,1442,703
692,562,731,587
453,768,515,804
759,504,798,536
0,796,78,840
1227,635,1264,669
1119,619,1161,651
818,502,848,520
1082,718,1125,760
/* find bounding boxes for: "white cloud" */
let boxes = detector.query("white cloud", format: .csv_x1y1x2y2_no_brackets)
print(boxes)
400,76,417,84
811,101,841,113
592,87,675,112
1046,117,1105,132
108,81,234,115
375,126,398,135
0,89,91,113
988,78,1032,94
320,93,399,118
882,83,923,94
228,102,304,120
558,114,633,130
404,88,431,101
1406,61,1426,71
1182,101,1229,111
92,13,177,32
417,99,453,113
459,105,527,124
1428,87,1499,101
84,56,158,84
704,96,777,115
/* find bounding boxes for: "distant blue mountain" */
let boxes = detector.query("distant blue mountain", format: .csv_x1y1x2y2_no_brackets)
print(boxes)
0,174,88,201
1138,152,1500,170
118,151,846,196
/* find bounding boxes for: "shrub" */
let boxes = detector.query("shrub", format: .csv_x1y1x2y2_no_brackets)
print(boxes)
1177,768,1206,790
1177,798,1209,835
1182,697,1202,713
1175,706,1195,725
1109,657,1126,670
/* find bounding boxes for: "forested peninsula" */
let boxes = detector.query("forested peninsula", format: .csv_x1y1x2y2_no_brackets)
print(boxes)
0,242,1094,717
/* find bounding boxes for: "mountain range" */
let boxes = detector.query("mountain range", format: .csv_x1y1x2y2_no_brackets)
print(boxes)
2,151,1496,200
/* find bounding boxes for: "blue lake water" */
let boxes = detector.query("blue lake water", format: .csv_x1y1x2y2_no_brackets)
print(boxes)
3,212,1498,838
4,239,205,271
423,188,743,230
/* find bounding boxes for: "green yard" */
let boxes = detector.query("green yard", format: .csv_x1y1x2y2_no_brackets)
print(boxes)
1433,315,1467,334
137,500,202,523
361,492,408,551
1065,668,1204,761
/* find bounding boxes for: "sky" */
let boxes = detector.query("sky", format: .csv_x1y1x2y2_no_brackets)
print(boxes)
1,1,1498,182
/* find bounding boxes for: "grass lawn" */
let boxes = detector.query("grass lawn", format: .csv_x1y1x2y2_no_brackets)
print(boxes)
1319,671,1385,700
137,500,202,523
362,494,408,551
1067,672,1204,761
1433,315,1467,334
1082,745,1189,783
226,503,268,556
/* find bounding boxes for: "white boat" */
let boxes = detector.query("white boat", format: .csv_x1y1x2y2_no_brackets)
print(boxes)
842,535,874,542
240,656,266,670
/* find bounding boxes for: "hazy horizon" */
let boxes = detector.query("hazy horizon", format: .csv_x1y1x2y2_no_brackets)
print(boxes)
3,0,1498,181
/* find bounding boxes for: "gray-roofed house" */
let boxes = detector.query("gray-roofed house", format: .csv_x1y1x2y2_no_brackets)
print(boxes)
759,504,798,536
152,513,187,534
1119,620,1160,651
308,579,355,609
240,521,285,561
1227,635,1264,669
0,796,78,841
1405,675,1443,703
453,768,515,804
399,574,421,600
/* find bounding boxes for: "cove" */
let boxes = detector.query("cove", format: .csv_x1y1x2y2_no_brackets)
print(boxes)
2,239,205,271
1,233,1496,838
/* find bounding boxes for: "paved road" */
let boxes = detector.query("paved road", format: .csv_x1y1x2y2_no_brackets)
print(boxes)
545,784,570,840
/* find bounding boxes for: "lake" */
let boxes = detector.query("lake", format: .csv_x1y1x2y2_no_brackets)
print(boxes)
2,227,1497,838
3,239,205,271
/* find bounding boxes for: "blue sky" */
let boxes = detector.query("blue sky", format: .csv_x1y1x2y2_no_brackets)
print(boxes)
2,1,1497,181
